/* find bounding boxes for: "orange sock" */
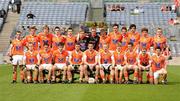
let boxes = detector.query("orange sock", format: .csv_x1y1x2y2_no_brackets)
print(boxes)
134,71,138,78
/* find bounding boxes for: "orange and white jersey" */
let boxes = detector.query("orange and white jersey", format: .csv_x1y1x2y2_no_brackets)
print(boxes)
64,36,76,51
125,50,138,65
138,52,151,66
11,39,25,55
128,32,140,48
151,54,166,72
152,35,167,50
139,36,152,51
108,32,122,51
99,36,110,50
38,32,53,49
39,49,53,64
70,50,83,65
99,50,113,64
52,35,66,50
53,50,68,64
24,50,39,65
23,35,39,50
113,50,126,65
84,49,98,64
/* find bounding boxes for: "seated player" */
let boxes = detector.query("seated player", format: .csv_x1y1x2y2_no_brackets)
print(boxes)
99,29,110,51
99,43,114,83
83,43,99,83
52,43,69,83
138,48,151,84
150,47,167,85
23,42,39,84
67,43,84,83
112,42,126,84
124,43,139,84
38,44,53,83
9,31,25,83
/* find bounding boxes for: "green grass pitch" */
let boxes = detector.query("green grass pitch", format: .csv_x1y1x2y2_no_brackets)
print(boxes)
0,64,180,101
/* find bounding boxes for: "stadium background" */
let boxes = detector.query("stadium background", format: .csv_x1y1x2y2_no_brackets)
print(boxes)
0,0,180,101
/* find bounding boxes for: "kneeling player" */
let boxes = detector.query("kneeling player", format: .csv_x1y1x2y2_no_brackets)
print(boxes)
84,43,99,83
138,48,151,84
112,43,126,84
124,43,139,84
39,44,53,83
52,43,68,83
67,43,84,83
99,44,114,83
23,43,39,83
150,47,167,85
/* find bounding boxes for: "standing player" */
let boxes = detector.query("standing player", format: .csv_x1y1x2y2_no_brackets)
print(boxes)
127,24,140,51
23,42,39,83
112,42,126,84
38,25,53,49
150,47,167,84
88,27,100,51
38,44,53,83
124,43,139,84
9,31,25,83
99,44,114,83
121,26,129,52
52,43,69,83
83,43,99,83
23,26,39,51
67,43,84,83
99,29,110,51
52,27,66,50
138,48,151,84
108,24,122,53
76,30,89,52
139,28,152,52
64,28,76,55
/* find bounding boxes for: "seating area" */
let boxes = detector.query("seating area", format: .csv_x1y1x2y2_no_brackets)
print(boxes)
0,0,9,31
18,2,88,29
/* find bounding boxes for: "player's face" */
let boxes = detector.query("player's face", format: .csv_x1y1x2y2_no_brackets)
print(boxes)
58,46,63,51
55,28,60,35
75,45,80,51
30,29,36,35
67,30,73,36
15,33,21,39
103,44,109,51
142,31,148,36
130,27,136,33
91,29,96,35
100,32,106,37
156,49,161,55
28,44,34,51
88,44,94,50
142,49,146,54
113,26,118,33
79,32,85,38
44,45,49,51
121,29,127,35
128,44,133,50
156,30,162,36
43,28,49,34
117,45,121,51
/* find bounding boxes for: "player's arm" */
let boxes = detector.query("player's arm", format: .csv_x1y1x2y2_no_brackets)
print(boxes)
69,54,73,65
94,52,99,66
98,53,102,67
37,53,41,65
112,55,115,67
22,52,26,66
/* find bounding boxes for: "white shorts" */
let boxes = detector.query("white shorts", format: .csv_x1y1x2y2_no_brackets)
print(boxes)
54,63,66,70
109,50,114,54
115,65,124,70
101,64,111,70
40,64,52,70
67,51,72,56
154,68,167,79
26,65,36,70
12,55,23,65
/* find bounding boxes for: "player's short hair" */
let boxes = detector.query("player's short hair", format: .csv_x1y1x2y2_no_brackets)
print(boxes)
43,25,49,30
58,42,64,47
54,26,60,30
157,27,162,31
43,43,49,47
75,42,81,46
29,26,37,30
79,30,85,34
88,42,94,46
67,27,73,31
100,29,106,34
156,47,161,51
129,24,136,29
91,27,96,30
113,24,119,28
128,42,134,46
121,26,127,31
16,31,22,35
141,27,148,32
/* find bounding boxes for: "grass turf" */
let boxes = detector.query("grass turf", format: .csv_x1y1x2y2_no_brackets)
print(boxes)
0,64,180,101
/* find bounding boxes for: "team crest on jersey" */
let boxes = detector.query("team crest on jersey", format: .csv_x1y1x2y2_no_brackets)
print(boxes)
112,39,118,44
130,38,135,43
104,59,108,64
74,58,79,63
29,58,35,64
15,46,21,50
117,59,122,63
121,41,126,46
58,58,64,62
128,59,134,64
155,63,161,68
43,40,49,45
141,42,147,47
156,43,161,47
67,42,74,46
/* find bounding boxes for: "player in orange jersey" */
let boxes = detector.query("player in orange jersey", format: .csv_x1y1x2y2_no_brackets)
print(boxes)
64,28,76,55
52,43,69,83
23,26,39,50
139,28,152,52
67,43,84,83
38,43,53,83
150,47,167,85
138,48,151,84
124,42,139,84
83,43,99,83
112,42,126,84
38,25,53,49
108,24,122,53
23,42,39,83
152,28,167,50
9,31,26,83
121,26,129,52
99,43,114,83
127,24,140,51
52,27,66,50
99,29,110,51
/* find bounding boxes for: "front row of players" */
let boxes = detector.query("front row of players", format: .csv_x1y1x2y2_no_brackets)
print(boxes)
13,42,168,84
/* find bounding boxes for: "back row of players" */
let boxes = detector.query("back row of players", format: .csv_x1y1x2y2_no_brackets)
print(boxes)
8,24,170,84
